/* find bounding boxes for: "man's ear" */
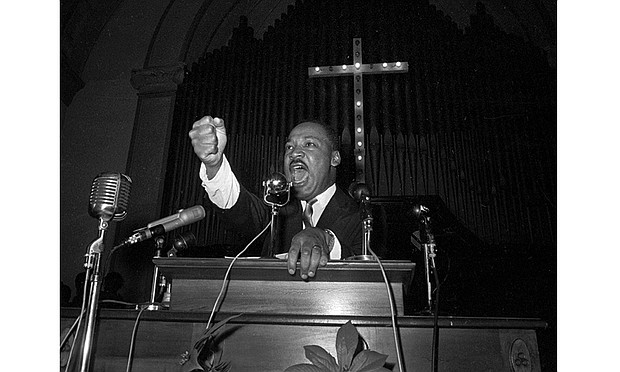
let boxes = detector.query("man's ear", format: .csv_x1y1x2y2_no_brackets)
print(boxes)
331,150,341,166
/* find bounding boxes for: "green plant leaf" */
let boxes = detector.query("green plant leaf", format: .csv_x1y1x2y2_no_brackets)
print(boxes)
335,321,359,369
284,363,328,372
284,320,393,372
303,345,339,371
348,350,389,372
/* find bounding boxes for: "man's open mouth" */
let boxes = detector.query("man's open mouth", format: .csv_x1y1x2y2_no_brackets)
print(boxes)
290,161,309,185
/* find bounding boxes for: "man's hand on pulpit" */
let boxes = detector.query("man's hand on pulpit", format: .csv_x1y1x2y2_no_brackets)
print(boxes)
287,227,332,280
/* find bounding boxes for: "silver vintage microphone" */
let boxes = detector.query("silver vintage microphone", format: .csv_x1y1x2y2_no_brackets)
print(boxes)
88,172,132,222
71,172,132,372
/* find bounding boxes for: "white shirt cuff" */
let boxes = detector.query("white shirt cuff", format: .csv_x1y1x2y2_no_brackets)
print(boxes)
199,155,240,209
330,235,342,260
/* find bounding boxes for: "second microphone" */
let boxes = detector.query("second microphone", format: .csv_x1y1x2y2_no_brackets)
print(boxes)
119,205,206,247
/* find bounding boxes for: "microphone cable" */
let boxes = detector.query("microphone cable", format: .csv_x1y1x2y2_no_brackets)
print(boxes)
205,221,272,331
104,299,155,372
61,297,148,372
63,265,93,372
125,304,148,372
430,253,441,372
60,308,86,351
367,246,407,372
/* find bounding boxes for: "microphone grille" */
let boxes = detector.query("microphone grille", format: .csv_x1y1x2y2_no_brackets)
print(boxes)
265,172,289,194
348,182,371,202
88,172,132,221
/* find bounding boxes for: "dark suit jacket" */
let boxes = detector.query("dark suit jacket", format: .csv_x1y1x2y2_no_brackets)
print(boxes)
214,184,363,258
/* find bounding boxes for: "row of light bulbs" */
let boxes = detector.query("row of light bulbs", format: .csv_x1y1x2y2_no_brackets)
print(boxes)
313,61,403,72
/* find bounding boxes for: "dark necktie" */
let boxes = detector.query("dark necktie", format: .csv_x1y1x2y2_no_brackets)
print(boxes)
302,198,318,228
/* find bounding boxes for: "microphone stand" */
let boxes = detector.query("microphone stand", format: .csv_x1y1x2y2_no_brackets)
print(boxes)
420,213,437,314
75,218,109,372
348,195,375,261
417,206,440,372
361,197,373,257
147,236,166,311
267,205,280,258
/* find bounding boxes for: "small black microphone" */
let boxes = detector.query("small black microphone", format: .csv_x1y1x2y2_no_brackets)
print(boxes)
264,172,289,194
88,172,132,222
348,182,372,220
167,231,197,257
119,205,206,247
348,182,370,202
411,204,430,218
263,172,291,207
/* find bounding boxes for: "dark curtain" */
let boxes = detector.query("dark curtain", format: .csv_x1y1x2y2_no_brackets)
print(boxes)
163,0,555,253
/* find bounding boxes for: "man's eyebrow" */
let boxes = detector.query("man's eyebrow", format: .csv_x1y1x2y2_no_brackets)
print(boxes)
303,135,321,141
285,135,323,142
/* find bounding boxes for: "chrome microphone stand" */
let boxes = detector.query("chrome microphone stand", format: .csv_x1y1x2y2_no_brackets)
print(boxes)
422,233,437,313
78,218,108,372
415,205,437,314
362,210,372,256
349,195,375,260
146,236,166,311
266,203,280,258
415,205,441,372
348,183,375,261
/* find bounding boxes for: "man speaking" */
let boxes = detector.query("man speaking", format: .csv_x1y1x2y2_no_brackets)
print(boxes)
189,116,362,279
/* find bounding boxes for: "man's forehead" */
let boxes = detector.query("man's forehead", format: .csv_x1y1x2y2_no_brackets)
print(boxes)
287,122,328,140
286,132,324,142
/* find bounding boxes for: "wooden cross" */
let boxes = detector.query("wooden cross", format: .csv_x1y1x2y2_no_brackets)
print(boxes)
308,38,408,184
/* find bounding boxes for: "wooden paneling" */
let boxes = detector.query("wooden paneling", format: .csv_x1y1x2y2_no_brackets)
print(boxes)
172,279,404,316
61,309,545,372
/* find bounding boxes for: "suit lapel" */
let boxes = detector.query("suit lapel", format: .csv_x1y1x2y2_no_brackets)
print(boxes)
317,188,348,228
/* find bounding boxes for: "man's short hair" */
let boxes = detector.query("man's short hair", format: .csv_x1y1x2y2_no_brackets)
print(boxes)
296,119,340,151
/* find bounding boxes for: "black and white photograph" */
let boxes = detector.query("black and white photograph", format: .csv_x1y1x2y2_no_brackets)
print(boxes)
4,0,613,370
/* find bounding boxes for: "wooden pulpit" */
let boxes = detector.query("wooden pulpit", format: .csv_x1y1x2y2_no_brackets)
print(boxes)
60,257,546,371
154,257,415,316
